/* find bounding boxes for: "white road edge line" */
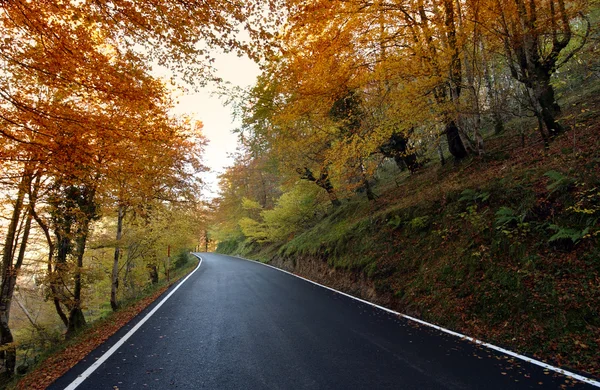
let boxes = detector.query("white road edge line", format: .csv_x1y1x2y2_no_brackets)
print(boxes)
231,254,600,388
63,255,203,390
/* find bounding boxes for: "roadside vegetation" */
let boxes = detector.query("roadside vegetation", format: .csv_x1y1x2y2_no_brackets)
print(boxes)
9,256,197,390
212,0,600,377
216,77,600,378
0,0,250,383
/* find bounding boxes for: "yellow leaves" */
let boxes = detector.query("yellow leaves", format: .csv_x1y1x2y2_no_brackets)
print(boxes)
236,181,328,243
0,0,210,222
242,197,263,211
239,217,269,242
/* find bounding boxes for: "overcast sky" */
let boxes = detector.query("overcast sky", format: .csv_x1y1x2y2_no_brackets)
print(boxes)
169,53,261,199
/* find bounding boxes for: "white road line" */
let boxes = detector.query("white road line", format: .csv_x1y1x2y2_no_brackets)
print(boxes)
63,256,203,390
230,254,600,388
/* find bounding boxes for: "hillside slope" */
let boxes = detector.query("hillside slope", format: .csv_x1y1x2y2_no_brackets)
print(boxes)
218,85,600,377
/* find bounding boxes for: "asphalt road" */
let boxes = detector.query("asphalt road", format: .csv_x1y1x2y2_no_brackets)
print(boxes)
50,253,598,389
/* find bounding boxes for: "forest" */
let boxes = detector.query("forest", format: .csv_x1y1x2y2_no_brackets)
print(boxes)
1,0,599,386
212,0,600,379
0,0,258,385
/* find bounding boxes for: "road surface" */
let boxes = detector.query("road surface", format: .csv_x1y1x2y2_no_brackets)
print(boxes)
49,253,598,389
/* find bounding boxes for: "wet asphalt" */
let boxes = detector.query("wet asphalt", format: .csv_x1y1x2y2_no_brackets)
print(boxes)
49,253,598,389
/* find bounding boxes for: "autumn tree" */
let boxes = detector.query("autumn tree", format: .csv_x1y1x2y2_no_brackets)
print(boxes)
244,0,477,187
237,181,329,244
211,147,281,245
0,0,247,375
103,115,206,311
483,0,590,144
234,74,346,207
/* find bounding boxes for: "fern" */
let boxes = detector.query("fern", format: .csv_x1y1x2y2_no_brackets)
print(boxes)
459,189,490,204
547,224,590,244
544,170,574,194
387,215,403,229
495,207,521,226
409,216,430,231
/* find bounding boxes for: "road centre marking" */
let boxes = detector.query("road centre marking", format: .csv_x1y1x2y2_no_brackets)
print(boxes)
233,255,600,388
63,255,203,390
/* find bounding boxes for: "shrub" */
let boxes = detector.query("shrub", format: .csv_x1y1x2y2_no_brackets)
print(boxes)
173,250,190,269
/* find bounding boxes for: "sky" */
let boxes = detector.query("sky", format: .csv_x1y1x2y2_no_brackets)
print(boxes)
169,53,261,199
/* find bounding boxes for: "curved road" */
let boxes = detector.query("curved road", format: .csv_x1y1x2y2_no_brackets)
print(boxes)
50,253,598,389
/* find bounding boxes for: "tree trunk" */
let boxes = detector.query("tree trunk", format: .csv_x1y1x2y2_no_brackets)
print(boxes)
66,307,86,339
12,195,35,319
360,161,375,201
124,243,140,294
405,154,420,173
148,264,159,284
438,143,446,166
525,86,550,147
531,70,563,138
49,271,68,328
380,132,421,173
297,167,341,208
481,42,505,135
317,175,341,207
0,313,15,379
110,206,125,311
65,230,89,339
30,190,69,328
363,179,375,201
62,183,97,339
0,170,30,377
496,0,579,146
471,94,485,156
52,231,71,328
442,0,473,160
445,121,468,160
325,188,342,208
493,112,505,135
258,171,268,208
393,156,407,171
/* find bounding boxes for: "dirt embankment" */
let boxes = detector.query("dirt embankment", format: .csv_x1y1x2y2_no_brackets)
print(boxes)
268,255,397,311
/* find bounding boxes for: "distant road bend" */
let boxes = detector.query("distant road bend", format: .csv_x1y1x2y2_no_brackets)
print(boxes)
50,253,600,389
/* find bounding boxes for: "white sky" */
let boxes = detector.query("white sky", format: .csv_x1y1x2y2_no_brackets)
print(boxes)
169,53,261,199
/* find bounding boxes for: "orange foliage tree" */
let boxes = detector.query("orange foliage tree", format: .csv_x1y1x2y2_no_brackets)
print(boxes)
479,0,590,145
0,0,250,376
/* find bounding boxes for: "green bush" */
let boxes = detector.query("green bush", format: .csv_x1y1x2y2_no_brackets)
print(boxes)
547,225,589,245
459,189,490,204
240,181,328,243
173,250,191,269
409,216,430,232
